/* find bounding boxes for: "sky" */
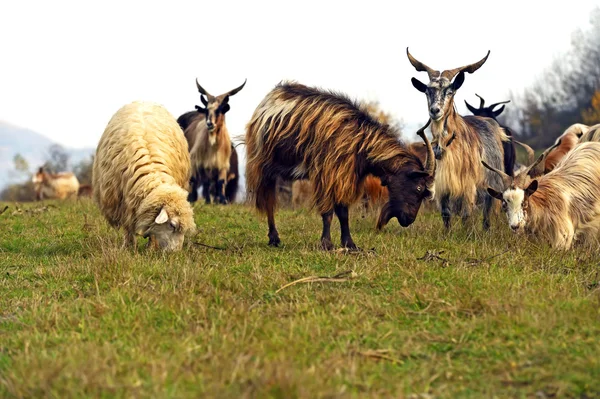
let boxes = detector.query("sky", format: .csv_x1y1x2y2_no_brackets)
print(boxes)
1,0,600,150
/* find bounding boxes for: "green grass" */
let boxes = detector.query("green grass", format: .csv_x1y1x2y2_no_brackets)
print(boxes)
1,199,599,398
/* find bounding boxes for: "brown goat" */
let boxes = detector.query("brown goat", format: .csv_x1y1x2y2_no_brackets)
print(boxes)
407,48,508,230
179,79,245,204
245,82,435,250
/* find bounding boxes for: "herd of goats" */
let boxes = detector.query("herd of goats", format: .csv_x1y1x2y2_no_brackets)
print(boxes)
29,49,600,252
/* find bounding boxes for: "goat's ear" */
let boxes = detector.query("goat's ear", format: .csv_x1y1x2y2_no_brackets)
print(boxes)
155,208,169,224
464,100,478,115
525,180,538,197
487,187,503,200
411,78,427,93
200,95,208,106
493,105,506,117
220,103,231,114
452,72,465,90
195,105,207,115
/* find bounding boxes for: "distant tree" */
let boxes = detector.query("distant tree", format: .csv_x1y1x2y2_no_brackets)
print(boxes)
581,90,600,125
506,7,600,147
13,153,29,175
45,144,70,172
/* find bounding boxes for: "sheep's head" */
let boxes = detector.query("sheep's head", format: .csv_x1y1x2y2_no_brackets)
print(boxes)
482,140,559,233
407,48,490,125
377,120,436,229
465,94,510,120
194,79,246,144
140,207,185,251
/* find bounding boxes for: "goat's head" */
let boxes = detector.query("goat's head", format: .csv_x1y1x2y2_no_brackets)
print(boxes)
465,94,510,119
482,140,559,233
194,79,246,140
407,48,490,125
377,120,436,229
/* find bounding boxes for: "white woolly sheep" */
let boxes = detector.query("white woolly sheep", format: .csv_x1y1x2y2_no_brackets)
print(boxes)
32,167,79,200
92,101,196,251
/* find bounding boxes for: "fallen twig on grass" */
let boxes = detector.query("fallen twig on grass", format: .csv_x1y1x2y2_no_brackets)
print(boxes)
353,349,404,365
276,270,357,293
0,206,8,216
417,249,449,267
192,241,227,251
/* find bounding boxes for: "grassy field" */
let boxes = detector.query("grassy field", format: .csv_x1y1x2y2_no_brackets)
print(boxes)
1,199,599,398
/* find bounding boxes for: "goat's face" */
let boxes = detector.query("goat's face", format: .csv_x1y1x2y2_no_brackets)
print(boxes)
145,208,185,251
412,73,464,122
194,79,246,142
377,169,435,229
487,181,538,233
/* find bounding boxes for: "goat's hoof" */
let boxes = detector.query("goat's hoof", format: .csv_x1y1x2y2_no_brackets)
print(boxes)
343,241,359,251
321,239,334,251
268,237,281,247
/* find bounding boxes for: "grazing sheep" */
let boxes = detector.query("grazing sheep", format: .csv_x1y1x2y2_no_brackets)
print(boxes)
32,167,79,200
483,141,600,249
407,48,509,230
245,82,435,249
93,101,196,251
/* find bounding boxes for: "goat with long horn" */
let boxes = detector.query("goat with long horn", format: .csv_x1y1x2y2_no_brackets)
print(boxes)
178,79,247,204
407,48,509,231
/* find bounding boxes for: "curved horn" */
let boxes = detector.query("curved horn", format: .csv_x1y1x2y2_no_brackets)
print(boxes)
464,100,478,115
475,93,485,109
488,99,511,110
442,50,491,81
225,79,247,97
481,160,512,189
195,79,214,99
525,139,561,178
415,119,435,175
514,140,535,165
406,48,438,80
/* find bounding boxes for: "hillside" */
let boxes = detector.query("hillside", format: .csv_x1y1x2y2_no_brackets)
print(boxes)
0,121,94,189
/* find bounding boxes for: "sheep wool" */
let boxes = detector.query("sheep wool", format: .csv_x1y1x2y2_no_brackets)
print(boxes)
93,101,196,249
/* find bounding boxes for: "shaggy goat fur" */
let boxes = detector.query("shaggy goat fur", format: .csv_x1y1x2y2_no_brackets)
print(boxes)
407,48,508,230
544,123,589,172
487,142,600,249
93,101,195,250
32,167,79,200
245,82,435,249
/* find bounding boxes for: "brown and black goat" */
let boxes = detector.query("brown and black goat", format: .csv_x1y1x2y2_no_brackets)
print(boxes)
245,82,435,250
465,94,517,176
407,48,509,230
177,79,246,204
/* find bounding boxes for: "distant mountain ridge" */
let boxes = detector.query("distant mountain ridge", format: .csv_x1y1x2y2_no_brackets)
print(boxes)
0,121,95,189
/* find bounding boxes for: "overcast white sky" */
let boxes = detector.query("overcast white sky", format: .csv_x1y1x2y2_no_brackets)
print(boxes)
1,0,599,150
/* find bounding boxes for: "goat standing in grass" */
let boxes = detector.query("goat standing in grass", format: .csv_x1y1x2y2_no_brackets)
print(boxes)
178,79,245,204
483,141,600,250
407,48,508,230
245,82,435,250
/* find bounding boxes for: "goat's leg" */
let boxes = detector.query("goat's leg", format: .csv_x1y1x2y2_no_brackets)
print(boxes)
440,194,452,230
199,169,211,204
216,168,228,204
482,193,493,231
334,204,358,250
261,180,280,247
187,171,200,203
320,209,334,250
